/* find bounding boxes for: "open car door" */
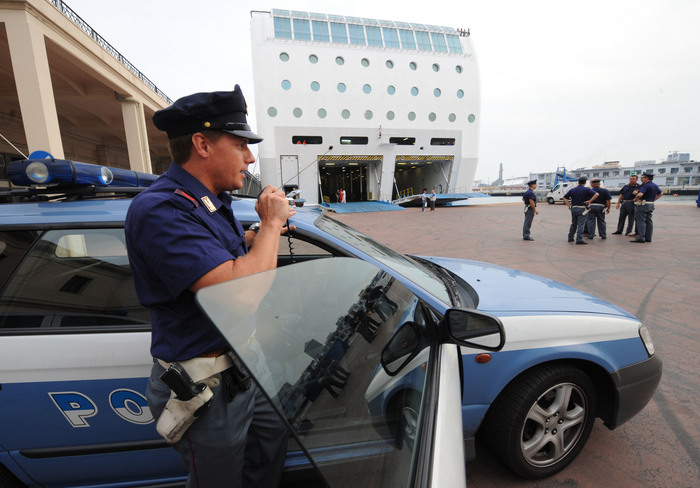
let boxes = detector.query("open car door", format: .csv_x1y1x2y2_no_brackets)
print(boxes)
196,257,501,487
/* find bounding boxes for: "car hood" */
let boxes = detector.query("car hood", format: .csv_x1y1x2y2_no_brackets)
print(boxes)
417,256,634,318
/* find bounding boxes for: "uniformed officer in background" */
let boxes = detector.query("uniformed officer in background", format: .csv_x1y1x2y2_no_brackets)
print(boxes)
612,174,639,235
631,171,662,243
586,178,612,239
125,86,292,487
563,176,598,244
522,179,538,241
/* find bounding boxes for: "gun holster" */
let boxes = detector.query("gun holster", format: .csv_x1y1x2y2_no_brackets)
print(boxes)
155,355,233,444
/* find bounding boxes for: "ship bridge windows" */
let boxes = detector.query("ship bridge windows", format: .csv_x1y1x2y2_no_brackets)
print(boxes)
390,137,416,145
431,32,448,52
312,20,330,41
330,22,348,43
274,16,292,39
399,29,416,49
431,138,455,146
348,24,366,45
415,31,432,51
293,18,311,40
383,28,400,48
292,136,323,145
340,136,369,145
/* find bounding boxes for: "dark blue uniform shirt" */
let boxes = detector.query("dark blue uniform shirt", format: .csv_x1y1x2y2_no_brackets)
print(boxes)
125,162,248,362
591,186,612,205
563,184,596,206
638,181,662,202
619,183,640,201
523,188,537,206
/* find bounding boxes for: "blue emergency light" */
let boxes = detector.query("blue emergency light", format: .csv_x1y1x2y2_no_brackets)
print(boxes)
7,159,157,188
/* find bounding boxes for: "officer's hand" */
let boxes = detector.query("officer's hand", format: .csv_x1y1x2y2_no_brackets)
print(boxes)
256,186,295,227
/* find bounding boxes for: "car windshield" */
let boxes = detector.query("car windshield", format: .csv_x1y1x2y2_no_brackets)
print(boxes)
315,215,452,304
196,258,435,487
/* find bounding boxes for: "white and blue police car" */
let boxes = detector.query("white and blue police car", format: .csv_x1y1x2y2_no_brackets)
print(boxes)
0,159,661,487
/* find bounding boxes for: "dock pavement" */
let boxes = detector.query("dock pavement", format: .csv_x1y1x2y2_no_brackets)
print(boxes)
333,201,700,488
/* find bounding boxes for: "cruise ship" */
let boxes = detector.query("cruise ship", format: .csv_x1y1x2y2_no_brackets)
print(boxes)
250,9,480,206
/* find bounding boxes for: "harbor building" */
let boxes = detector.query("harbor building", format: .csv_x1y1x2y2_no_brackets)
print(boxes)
0,0,171,182
250,9,480,206
529,152,700,192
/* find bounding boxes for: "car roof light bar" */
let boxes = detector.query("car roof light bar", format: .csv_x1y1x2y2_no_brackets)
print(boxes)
6,159,157,188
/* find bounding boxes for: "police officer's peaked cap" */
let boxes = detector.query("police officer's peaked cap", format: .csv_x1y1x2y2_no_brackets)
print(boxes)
642,171,654,179
153,85,262,143
578,176,588,183
527,179,537,186
591,178,601,183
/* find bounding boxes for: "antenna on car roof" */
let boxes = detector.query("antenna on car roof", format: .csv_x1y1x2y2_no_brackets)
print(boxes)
0,132,28,159
279,145,334,190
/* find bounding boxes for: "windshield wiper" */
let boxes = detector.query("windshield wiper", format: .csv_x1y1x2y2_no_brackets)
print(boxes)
409,256,462,307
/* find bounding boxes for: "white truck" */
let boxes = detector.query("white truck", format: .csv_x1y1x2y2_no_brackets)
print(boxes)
545,181,577,204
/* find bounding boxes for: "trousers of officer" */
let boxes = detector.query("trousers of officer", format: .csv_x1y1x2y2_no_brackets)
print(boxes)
523,206,535,239
634,203,655,242
586,204,607,238
568,207,587,243
616,201,636,234
147,359,287,488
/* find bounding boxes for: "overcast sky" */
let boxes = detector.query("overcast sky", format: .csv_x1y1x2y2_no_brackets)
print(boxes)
65,0,700,182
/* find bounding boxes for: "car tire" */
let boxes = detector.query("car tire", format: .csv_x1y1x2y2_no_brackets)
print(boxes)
482,364,596,479
547,197,555,204
394,390,421,451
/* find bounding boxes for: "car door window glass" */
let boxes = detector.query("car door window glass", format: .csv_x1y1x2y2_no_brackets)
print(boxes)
0,229,149,330
197,258,433,487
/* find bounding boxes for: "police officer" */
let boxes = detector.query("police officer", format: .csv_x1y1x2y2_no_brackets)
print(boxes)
125,87,292,487
562,176,598,244
522,179,538,241
586,178,612,239
631,171,662,243
612,174,640,235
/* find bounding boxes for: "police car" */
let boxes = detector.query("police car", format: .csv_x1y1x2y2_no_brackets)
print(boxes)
0,159,661,487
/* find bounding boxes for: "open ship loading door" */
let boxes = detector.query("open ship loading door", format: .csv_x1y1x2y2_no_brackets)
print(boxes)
393,156,454,197
318,155,382,203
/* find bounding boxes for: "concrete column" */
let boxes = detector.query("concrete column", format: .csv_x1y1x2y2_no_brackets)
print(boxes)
120,99,152,174
4,8,64,158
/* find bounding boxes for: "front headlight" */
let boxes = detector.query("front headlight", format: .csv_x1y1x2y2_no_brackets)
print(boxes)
639,324,655,356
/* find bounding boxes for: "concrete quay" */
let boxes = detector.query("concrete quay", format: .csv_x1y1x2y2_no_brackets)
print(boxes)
333,201,700,488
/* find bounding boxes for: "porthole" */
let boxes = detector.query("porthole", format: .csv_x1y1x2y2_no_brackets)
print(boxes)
432,63,440,72
309,54,319,63
363,84,372,94
267,107,278,117
386,111,395,120
342,109,351,119
364,110,373,120
311,81,320,92
457,89,464,98
281,80,291,90
468,114,476,123
336,56,345,65
409,61,417,70
455,65,463,73
318,108,327,118
448,113,457,122
337,83,347,93
280,52,289,62
433,88,441,97
408,112,416,121
428,112,437,122
293,107,303,118
387,85,396,95
386,60,394,69
361,58,370,67
411,87,419,96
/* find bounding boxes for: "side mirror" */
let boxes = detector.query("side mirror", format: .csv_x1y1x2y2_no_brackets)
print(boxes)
380,321,422,376
444,309,505,351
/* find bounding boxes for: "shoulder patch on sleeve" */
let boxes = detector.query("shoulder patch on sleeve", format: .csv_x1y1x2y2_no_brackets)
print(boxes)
174,188,199,208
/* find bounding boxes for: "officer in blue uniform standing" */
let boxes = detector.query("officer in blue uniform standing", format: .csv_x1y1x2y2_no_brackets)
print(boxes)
612,174,640,235
522,179,538,241
562,176,598,244
631,171,662,243
586,178,612,239
125,86,292,487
